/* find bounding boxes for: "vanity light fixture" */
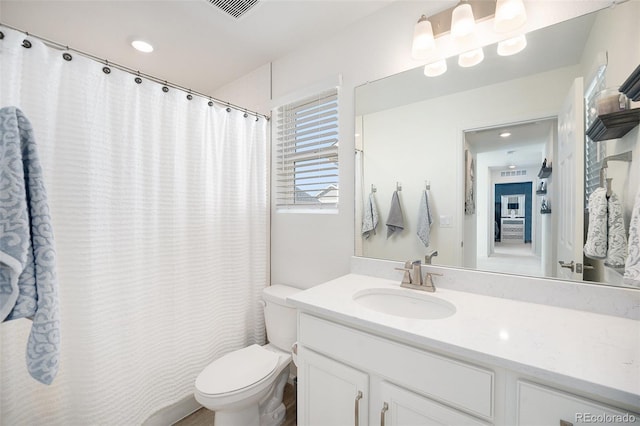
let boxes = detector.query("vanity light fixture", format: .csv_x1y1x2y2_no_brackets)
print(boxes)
451,2,477,41
413,0,527,77
508,165,517,169
497,34,527,56
412,15,436,60
131,40,154,53
458,47,484,68
423,59,447,77
494,0,527,33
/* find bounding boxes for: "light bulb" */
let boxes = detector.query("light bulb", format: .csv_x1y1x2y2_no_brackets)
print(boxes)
424,59,447,77
131,40,154,53
497,34,527,56
451,3,476,40
458,48,484,67
412,16,436,60
494,0,527,33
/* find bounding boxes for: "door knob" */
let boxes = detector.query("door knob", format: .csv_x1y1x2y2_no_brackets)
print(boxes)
558,260,575,272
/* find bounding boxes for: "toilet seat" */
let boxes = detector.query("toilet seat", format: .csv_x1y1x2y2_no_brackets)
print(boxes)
195,344,279,396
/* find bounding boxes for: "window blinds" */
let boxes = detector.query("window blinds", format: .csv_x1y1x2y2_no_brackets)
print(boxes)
276,89,339,209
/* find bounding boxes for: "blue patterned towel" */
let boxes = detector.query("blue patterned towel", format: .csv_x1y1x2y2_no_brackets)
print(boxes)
0,106,60,385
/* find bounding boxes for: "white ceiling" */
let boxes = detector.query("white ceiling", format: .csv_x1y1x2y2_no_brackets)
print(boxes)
466,119,555,169
0,0,394,94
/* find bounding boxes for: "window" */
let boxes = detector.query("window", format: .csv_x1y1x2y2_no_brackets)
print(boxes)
275,88,339,210
584,64,607,209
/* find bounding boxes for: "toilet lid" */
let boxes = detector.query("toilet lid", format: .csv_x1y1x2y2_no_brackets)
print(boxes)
196,344,279,395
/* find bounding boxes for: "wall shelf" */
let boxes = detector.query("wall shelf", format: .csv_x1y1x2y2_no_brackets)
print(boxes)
620,64,640,101
537,167,552,178
586,108,640,141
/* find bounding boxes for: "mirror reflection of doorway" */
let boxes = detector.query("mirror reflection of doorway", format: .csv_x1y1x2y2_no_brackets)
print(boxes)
465,119,552,278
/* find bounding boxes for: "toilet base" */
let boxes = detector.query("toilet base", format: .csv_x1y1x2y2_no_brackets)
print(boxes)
215,406,260,426
213,368,290,426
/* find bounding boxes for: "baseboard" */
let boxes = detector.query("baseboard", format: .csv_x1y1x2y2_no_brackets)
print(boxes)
143,395,202,426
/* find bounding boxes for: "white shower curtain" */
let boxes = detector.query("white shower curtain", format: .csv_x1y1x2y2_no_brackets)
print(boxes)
0,27,268,424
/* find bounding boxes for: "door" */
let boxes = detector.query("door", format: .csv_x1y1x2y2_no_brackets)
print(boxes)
517,381,640,425
557,77,584,280
378,381,489,426
298,346,369,426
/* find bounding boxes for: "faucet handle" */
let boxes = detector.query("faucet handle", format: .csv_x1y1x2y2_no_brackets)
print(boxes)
422,271,442,292
394,265,413,284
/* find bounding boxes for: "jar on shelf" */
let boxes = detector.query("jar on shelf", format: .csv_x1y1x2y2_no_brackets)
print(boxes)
594,87,630,116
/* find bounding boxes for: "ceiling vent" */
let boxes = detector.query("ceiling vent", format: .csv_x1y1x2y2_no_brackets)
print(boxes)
206,0,260,19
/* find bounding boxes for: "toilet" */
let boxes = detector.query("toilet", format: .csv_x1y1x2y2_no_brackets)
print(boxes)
194,285,301,426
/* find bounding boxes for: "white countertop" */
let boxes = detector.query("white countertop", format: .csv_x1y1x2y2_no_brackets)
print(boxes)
288,273,640,408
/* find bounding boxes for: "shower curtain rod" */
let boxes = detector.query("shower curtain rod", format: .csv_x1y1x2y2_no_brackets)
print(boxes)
0,22,270,121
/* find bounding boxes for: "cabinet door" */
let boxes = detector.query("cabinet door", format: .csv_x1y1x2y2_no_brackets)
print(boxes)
517,381,639,426
298,347,369,426
378,381,489,426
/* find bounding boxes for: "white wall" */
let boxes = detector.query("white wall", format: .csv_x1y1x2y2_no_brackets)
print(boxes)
215,1,613,289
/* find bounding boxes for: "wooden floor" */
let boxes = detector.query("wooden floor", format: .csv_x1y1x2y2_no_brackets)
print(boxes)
174,383,296,426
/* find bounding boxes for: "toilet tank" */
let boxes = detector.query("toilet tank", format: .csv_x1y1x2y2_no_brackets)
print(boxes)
262,285,301,352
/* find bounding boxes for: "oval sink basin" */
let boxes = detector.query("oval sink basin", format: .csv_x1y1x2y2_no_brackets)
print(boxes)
353,288,456,320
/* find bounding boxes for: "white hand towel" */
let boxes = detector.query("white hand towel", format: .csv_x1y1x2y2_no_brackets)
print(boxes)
604,192,627,268
624,186,640,287
362,192,379,239
584,187,608,259
417,190,433,247
386,191,404,238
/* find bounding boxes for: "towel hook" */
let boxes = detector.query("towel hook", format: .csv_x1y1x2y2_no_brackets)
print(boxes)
425,180,431,191
396,182,402,191
371,184,377,193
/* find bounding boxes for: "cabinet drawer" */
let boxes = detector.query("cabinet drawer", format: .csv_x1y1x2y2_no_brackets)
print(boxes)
299,313,494,420
517,381,640,425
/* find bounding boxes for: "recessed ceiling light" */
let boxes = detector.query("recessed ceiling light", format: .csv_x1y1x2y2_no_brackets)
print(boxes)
500,131,511,138
131,40,154,53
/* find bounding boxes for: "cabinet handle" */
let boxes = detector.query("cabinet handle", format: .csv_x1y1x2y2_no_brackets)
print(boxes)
560,421,573,426
380,402,389,426
354,391,363,426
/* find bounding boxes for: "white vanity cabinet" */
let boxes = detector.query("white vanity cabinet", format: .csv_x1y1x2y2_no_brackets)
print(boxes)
296,312,639,426
517,381,640,426
298,346,369,426
297,313,494,426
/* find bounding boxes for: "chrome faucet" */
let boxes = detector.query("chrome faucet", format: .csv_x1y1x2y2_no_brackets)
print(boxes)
395,259,442,292
424,250,438,264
